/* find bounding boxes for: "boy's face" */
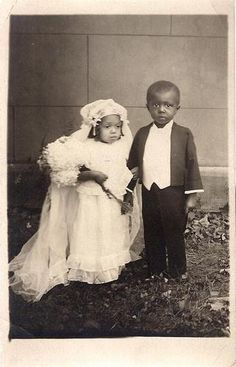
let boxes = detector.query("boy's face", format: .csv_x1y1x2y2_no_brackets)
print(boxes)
147,88,180,125
99,114,122,144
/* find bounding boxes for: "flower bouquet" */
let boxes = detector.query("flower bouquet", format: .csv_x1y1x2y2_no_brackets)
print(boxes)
37,135,84,187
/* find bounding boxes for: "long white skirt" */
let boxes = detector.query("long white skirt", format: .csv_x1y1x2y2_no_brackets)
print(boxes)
9,184,141,302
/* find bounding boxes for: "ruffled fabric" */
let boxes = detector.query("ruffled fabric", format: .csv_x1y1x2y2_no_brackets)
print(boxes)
68,267,124,284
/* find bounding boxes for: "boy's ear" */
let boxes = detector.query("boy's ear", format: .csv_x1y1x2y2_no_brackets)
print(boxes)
146,103,150,111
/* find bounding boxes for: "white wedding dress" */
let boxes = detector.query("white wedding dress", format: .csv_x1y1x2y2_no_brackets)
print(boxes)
9,139,141,302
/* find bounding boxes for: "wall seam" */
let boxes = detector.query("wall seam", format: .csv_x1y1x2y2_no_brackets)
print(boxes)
11,32,227,39
8,105,228,110
87,35,89,103
8,163,229,173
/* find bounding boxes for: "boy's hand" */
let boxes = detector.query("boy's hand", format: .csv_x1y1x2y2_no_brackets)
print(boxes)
121,192,133,215
185,193,198,213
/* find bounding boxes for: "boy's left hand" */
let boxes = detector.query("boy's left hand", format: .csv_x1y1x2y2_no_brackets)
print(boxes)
185,193,198,213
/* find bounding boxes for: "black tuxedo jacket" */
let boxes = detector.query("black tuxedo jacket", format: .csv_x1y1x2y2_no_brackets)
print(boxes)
128,122,203,192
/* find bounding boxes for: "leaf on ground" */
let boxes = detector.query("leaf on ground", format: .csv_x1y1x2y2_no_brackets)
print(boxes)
208,296,229,311
162,290,171,298
210,302,224,311
199,215,210,227
187,211,196,221
219,268,230,274
210,290,219,297
178,297,188,311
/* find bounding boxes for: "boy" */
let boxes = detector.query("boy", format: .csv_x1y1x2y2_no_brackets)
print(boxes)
126,80,203,279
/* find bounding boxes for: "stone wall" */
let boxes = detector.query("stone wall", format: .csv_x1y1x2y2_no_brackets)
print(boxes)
8,15,228,209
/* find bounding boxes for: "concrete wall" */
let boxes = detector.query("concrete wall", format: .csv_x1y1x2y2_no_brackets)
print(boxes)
8,15,228,209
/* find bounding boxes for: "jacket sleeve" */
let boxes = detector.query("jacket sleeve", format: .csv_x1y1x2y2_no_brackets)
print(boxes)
126,177,138,192
184,130,203,192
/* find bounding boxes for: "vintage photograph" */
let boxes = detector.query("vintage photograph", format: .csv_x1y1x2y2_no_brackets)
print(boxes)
6,10,231,343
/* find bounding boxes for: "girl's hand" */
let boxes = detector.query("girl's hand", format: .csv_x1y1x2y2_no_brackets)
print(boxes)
92,171,108,186
131,167,139,180
78,170,108,185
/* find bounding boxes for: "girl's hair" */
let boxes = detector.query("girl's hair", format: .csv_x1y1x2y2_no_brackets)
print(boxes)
87,120,124,140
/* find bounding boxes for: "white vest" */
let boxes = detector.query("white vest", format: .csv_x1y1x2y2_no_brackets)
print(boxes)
143,120,173,190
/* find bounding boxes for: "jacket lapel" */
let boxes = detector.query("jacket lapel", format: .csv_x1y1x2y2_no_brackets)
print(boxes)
171,122,186,183
171,122,178,162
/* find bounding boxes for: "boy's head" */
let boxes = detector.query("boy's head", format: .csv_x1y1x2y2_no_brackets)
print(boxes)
146,80,180,125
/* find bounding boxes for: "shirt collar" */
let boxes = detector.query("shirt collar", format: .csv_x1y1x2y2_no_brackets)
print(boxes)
152,120,174,132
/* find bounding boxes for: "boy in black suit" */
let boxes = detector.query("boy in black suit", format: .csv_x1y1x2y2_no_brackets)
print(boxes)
125,80,203,279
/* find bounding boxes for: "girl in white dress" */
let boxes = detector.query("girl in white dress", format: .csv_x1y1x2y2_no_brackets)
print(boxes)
9,99,141,302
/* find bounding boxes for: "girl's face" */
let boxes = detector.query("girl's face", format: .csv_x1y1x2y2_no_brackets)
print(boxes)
99,114,122,144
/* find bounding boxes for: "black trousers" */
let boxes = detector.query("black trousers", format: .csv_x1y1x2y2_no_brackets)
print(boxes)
142,184,187,278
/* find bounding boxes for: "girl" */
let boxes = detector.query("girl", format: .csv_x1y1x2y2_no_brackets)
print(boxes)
9,99,141,302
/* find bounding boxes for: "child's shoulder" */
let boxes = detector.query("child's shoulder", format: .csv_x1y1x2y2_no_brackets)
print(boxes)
173,122,192,135
139,122,153,131
134,123,152,136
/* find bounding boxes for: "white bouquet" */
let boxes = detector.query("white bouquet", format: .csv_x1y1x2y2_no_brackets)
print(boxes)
38,136,88,187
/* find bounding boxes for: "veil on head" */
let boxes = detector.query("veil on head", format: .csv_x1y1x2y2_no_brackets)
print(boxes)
72,99,133,148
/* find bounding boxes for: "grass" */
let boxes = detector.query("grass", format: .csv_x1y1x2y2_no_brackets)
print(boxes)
8,208,229,338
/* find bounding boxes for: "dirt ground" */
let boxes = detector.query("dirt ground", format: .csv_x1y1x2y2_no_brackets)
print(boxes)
8,208,229,338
